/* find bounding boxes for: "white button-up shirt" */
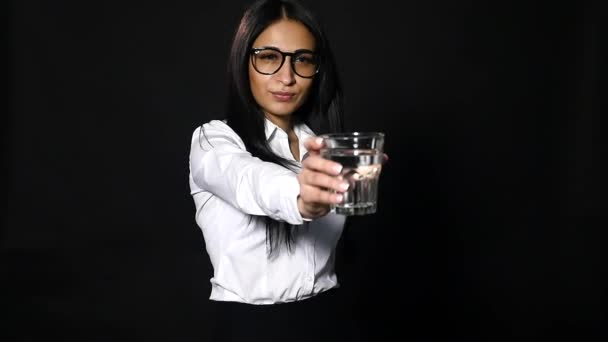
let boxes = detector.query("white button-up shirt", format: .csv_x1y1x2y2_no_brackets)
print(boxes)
188,119,346,304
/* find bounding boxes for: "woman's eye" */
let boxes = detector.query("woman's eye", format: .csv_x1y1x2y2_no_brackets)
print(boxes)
259,53,279,61
295,55,315,64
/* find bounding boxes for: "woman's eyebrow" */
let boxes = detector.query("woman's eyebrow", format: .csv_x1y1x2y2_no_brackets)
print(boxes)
254,45,315,53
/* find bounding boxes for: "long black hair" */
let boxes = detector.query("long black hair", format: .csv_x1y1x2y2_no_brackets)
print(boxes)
225,0,344,257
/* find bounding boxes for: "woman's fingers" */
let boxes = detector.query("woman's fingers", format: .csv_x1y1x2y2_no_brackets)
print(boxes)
302,154,342,176
299,183,343,205
297,137,349,218
299,155,347,193
303,137,324,154
300,170,349,193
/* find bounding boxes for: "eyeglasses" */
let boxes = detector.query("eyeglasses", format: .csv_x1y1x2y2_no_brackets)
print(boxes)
250,47,320,78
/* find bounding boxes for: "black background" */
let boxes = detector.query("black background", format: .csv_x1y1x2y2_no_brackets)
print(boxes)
4,0,606,341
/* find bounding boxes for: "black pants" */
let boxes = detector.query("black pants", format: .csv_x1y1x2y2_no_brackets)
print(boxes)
204,289,363,342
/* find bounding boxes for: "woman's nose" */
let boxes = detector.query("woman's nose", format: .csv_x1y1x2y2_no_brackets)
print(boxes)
274,58,296,85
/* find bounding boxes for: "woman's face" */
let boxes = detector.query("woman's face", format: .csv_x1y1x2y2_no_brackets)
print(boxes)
249,19,316,123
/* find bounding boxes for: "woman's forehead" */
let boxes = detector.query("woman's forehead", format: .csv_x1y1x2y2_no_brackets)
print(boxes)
253,19,315,51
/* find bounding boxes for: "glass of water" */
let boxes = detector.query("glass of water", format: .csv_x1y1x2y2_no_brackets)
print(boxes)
319,132,385,215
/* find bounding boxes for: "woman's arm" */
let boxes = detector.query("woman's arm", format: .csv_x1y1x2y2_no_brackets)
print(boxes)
189,120,303,224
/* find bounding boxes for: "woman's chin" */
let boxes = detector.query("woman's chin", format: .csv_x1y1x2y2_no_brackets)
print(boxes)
265,105,299,117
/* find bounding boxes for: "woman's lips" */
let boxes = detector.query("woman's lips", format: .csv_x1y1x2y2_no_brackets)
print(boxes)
271,91,296,102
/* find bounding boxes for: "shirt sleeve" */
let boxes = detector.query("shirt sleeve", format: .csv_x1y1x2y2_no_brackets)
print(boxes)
189,120,305,225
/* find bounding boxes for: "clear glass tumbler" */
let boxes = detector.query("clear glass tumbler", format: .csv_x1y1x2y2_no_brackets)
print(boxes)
319,132,385,215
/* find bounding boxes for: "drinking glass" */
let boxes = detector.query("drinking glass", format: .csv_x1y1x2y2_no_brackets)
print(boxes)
319,132,385,215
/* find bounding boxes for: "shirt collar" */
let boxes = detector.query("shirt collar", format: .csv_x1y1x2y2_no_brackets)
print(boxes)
264,118,281,141
264,118,315,142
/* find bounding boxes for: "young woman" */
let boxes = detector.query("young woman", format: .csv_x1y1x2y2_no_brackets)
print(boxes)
189,0,360,339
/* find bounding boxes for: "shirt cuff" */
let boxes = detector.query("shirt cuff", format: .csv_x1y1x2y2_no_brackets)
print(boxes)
281,175,305,225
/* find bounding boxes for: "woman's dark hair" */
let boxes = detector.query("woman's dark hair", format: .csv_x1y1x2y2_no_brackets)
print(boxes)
225,0,344,257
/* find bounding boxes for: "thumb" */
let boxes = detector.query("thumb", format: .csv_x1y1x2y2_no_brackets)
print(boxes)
304,137,324,153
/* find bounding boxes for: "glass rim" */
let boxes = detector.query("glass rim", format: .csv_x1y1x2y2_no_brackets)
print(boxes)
318,132,385,139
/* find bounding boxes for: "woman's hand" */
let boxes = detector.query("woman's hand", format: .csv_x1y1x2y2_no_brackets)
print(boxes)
297,137,349,219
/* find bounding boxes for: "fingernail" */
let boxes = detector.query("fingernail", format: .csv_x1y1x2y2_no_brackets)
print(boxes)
339,182,349,191
333,164,343,174
335,194,343,203
315,138,323,145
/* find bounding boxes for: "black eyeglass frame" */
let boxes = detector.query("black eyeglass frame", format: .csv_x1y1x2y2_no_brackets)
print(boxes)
250,47,320,78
